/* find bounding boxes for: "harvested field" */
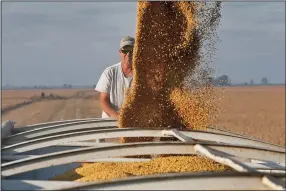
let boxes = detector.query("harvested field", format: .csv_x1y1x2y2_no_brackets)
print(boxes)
1,89,101,127
2,100,68,126
1,89,80,110
213,85,285,146
1,86,285,146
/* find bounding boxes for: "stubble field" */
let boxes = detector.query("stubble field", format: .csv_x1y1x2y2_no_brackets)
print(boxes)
1,86,285,146
213,85,285,146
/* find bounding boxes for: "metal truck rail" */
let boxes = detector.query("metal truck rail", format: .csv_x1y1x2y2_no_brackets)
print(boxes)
1,118,285,190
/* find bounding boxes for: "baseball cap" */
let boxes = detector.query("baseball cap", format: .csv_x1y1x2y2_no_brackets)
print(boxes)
120,36,135,50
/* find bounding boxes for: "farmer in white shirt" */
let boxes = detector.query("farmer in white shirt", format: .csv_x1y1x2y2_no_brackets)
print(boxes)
95,36,134,119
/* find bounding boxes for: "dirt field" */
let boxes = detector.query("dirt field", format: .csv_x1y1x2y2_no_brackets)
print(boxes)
1,89,101,127
1,89,80,109
1,86,285,146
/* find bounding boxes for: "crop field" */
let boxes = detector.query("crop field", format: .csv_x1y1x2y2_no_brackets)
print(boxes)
1,86,285,146
213,85,285,146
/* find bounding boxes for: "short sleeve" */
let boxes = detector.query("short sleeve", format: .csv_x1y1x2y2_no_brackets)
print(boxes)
95,69,112,94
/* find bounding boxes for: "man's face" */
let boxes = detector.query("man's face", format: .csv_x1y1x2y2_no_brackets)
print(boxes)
120,45,133,65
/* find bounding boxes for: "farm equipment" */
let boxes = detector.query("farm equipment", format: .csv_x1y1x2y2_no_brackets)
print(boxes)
1,118,285,190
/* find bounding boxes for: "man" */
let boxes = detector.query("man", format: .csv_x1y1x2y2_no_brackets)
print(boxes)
95,36,135,119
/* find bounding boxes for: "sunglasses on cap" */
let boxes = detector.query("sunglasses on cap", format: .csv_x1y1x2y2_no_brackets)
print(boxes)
120,49,133,55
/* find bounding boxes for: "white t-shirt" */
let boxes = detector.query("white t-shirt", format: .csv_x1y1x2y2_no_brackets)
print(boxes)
95,62,133,118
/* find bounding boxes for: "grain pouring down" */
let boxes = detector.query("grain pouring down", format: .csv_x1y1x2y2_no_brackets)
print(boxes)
118,2,222,143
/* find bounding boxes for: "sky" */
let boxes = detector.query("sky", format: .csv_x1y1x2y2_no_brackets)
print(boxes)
1,2,285,86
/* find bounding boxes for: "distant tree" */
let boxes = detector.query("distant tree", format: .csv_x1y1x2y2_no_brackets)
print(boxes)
93,84,96,89
261,77,268,85
244,82,249,86
250,79,254,86
216,74,230,86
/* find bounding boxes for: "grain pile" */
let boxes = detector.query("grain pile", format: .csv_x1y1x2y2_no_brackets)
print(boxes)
118,2,222,143
52,156,232,182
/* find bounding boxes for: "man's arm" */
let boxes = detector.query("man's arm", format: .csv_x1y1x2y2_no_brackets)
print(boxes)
99,92,119,119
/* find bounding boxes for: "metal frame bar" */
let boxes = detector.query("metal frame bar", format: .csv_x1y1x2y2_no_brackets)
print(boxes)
262,175,286,190
207,126,285,149
58,172,285,190
2,155,151,163
2,128,285,154
12,119,283,149
13,118,114,132
2,150,285,172
3,154,284,171
258,170,286,174
194,144,256,172
13,126,284,151
2,172,283,191
243,163,285,171
2,180,86,191
5,120,283,151
3,120,117,143
207,126,254,138
2,129,167,152
186,130,284,151
3,173,283,190
194,144,285,181
162,129,195,142
2,142,119,151
55,141,117,147
2,142,285,176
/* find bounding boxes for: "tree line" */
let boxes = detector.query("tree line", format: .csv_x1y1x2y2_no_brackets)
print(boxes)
210,75,269,86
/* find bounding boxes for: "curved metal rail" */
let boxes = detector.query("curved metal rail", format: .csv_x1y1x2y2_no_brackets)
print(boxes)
13,118,113,133
2,172,285,190
60,172,285,190
2,120,117,144
2,141,285,176
2,128,285,154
